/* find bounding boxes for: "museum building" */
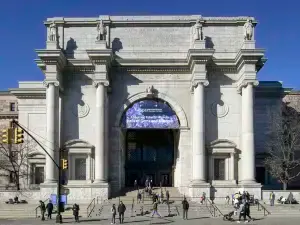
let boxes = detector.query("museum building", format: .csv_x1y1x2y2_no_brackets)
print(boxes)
6,15,287,202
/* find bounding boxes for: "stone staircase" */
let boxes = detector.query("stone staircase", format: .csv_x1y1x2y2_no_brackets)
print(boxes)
260,203,300,217
88,187,213,220
0,203,88,219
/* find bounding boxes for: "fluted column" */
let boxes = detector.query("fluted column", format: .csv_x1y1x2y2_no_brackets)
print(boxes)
192,81,209,183
240,81,258,183
44,81,59,183
94,82,106,183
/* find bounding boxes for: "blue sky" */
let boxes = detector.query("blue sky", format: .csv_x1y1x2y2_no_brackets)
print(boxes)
0,0,299,90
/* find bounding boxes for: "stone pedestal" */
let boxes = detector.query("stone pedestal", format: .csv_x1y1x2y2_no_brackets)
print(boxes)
46,41,58,50
241,40,255,49
189,182,211,200
95,40,107,49
239,183,262,199
193,40,206,49
40,183,57,200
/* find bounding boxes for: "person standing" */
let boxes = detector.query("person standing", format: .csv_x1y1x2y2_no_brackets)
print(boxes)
269,191,275,206
111,204,117,224
118,201,126,224
134,179,138,190
72,203,80,223
39,200,46,221
137,191,142,204
46,200,54,219
151,200,162,218
182,197,189,220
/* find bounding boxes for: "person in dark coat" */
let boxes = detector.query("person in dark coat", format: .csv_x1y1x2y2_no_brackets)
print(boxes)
118,201,126,224
72,203,80,223
39,200,46,221
182,197,189,220
46,200,54,219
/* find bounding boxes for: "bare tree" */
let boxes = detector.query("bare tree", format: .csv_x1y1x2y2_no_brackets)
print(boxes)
0,127,36,190
264,97,300,190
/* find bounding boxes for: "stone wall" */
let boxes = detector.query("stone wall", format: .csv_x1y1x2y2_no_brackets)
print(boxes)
262,190,300,202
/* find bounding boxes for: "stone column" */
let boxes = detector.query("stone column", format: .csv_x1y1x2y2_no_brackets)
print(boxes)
230,153,235,181
192,81,209,183
86,153,91,183
241,81,257,183
44,81,59,183
94,82,106,183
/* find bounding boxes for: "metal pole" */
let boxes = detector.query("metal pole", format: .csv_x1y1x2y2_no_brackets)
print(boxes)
56,148,62,223
12,120,63,223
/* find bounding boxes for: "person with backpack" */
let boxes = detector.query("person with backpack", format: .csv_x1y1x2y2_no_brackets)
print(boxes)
111,204,117,224
182,197,189,220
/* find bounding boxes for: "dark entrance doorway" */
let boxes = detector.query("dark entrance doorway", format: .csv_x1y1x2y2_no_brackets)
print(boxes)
125,129,175,187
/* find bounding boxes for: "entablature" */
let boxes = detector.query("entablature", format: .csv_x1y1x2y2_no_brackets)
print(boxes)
9,88,46,99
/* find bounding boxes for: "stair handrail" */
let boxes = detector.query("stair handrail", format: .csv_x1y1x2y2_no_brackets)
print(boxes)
257,200,271,216
35,198,50,218
87,198,96,218
205,198,224,217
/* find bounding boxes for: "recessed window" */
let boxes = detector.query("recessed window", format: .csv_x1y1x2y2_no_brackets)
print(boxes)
10,103,16,111
214,158,225,180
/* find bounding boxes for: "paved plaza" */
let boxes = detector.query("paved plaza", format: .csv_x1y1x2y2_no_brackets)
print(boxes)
1,215,299,225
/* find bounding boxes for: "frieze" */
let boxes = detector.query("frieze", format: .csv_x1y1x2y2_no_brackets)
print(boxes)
118,67,189,73
125,73,191,80
65,66,95,73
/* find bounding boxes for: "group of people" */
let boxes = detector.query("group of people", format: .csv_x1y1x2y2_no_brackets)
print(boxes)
39,200,80,223
110,201,126,224
232,192,253,223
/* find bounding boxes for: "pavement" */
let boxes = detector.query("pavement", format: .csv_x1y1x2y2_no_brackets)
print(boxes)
1,215,300,225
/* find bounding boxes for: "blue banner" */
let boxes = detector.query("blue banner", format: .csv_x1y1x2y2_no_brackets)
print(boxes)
121,99,179,129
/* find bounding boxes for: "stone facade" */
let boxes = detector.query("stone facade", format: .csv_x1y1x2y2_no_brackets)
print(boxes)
3,15,295,203
0,91,18,188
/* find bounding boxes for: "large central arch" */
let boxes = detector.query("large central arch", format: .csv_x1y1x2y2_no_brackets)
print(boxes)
114,91,189,188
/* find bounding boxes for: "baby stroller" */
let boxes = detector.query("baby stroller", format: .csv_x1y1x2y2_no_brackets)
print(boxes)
223,210,235,221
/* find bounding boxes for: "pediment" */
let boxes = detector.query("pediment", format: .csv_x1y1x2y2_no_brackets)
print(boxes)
210,139,237,148
64,139,94,149
28,151,46,159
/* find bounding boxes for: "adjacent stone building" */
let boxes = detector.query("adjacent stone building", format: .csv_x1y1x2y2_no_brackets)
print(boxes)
0,91,18,188
3,15,298,203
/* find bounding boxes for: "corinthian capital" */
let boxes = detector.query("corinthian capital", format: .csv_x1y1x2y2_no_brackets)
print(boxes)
93,80,109,88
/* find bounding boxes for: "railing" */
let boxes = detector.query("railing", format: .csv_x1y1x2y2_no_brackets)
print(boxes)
205,198,224,217
35,198,49,218
87,198,96,218
257,201,271,216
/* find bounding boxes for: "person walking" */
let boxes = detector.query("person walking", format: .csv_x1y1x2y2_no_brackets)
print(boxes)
39,200,46,221
134,179,138,190
151,200,162,218
137,191,142,204
243,201,252,222
269,191,275,206
118,201,126,224
182,197,189,220
166,189,170,204
46,200,54,219
72,203,80,223
111,204,117,224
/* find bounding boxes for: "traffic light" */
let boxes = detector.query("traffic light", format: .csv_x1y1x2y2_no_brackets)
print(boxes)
2,128,11,144
61,159,68,170
14,128,24,144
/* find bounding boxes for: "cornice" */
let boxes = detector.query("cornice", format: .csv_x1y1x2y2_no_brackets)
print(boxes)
235,49,265,71
35,49,67,70
44,16,257,26
86,49,113,66
9,88,46,99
